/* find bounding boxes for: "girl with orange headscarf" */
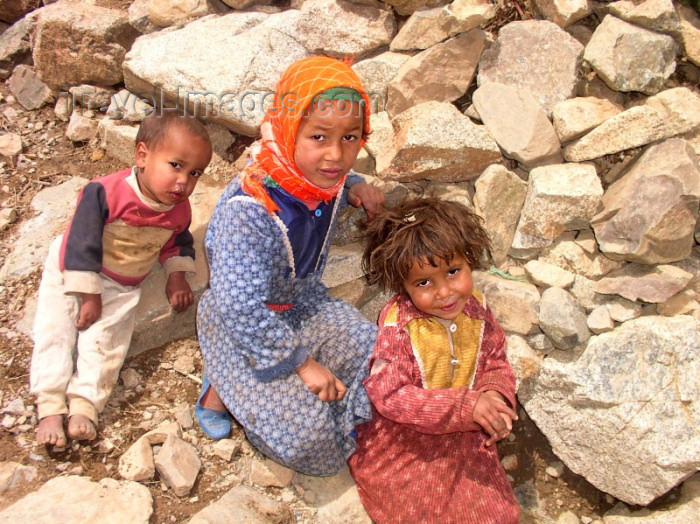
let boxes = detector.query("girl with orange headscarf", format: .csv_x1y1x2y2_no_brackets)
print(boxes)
195,57,384,475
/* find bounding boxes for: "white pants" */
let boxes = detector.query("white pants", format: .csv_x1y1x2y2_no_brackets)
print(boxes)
30,237,141,424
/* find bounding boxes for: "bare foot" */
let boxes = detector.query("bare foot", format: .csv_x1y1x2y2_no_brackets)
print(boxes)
201,386,227,412
37,415,67,447
67,414,96,441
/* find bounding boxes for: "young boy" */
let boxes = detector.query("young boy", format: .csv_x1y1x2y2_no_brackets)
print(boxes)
31,111,213,447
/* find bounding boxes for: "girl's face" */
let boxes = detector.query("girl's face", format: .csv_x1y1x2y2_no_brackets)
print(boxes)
294,99,364,189
402,255,474,321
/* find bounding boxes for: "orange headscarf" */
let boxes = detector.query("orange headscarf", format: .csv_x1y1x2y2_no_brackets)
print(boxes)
240,56,372,214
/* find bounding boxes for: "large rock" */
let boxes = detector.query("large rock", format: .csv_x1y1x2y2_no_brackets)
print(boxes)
512,163,603,254
678,4,700,67
98,119,140,165
473,271,541,335
377,101,501,182
293,467,371,524
352,52,409,109
0,15,33,80
383,0,448,16
563,87,700,161
147,0,228,28
539,233,624,280
591,139,700,264
0,475,153,522
123,11,307,136
532,0,591,28
603,474,700,524
8,65,53,111
189,485,294,523
472,82,562,167
386,29,487,117
295,0,395,59
604,0,681,35
154,435,201,497
389,0,495,51
593,264,694,303
32,3,138,89
538,286,590,349
551,96,622,143
583,15,677,95
473,164,528,266
520,316,700,505
0,0,36,24
477,20,584,116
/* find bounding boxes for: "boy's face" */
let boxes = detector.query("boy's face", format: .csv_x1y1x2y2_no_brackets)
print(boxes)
402,255,474,321
293,99,364,189
135,125,212,206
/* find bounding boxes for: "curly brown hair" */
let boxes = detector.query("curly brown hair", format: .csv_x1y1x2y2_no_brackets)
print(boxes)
361,197,491,293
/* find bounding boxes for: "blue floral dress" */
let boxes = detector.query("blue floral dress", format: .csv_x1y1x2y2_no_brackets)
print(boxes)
197,177,376,476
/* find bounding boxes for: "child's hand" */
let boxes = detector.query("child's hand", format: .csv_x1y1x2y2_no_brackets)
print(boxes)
472,390,518,447
76,293,102,331
347,182,385,219
166,271,194,312
296,356,347,402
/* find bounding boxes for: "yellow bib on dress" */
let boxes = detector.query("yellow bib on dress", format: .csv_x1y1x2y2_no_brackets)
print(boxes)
383,291,485,390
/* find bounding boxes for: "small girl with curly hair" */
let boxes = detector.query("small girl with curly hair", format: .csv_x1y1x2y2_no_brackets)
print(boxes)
348,197,520,524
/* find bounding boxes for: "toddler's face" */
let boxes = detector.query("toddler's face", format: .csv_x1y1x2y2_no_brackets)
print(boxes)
293,99,364,189
135,125,212,206
402,255,474,321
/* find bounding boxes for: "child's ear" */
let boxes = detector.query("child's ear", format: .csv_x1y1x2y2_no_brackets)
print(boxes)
134,142,149,168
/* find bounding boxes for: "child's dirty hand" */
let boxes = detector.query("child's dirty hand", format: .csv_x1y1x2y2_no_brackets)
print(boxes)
296,356,348,402
473,390,518,447
166,271,194,312
76,293,102,331
347,182,385,219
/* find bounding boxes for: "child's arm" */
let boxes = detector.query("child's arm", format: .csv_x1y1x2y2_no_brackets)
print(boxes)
364,324,483,435
472,390,517,447
346,181,385,219
296,356,347,403
166,271,194,312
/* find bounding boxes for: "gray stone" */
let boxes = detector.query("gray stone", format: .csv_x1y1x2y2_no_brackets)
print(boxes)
68,84,114,110
174,404,194,430
587,305,614,334
212,439,239,462
0,177,88,282
293,466,371,523
0,475,152,522
557,510,580,524
32,3,138,89
249,458,294,488
389,0,495,51
378,101,501,182
564,88,700,161
352,52,409,107
533,0,591,28
524,260,575,289
605,0,681,35
605,297,642,323
98,119,139,165
295,0,395,59
8,64,52,111
365,111,394,175
154,435,201,497
583,15,677,95
539,234,624,280
0,16,32,80
539,286,590,349
147,0,228,28
591,139,700,264
142,421,183,445
570,274,609,312
128,0,159,34
105,89,153,122
473,164,528,266
119,436,155,481
188,485,294,524
65,113,98,143
512,163,603,253
322,243,364,289
473,82,562,167
0,132,22,158
506,334,542,390
123,11,306,136
473,271,541,335
0,207,17,230
387,29,487,117
520,316,700,505
603,474,700,523
477,20,584,116
552,96,622,143
0,461,36,495
120,368,141,390
594,264,693,304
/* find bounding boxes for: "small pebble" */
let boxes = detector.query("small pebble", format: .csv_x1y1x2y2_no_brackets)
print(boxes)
69,466,83,475
2,414,16,428
55,462,70,472
546,461,565,478
507,433,516,442
501,454,518,471
581,517,592,524
189,496,199,503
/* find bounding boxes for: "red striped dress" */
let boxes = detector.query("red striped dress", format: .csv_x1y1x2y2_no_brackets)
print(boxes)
348,292,520,524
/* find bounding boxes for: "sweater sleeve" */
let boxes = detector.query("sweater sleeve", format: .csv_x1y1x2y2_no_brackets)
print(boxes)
206,198,308,382
159,221,196,276
61,181,109,295
471,304,517,409
363,323,482,435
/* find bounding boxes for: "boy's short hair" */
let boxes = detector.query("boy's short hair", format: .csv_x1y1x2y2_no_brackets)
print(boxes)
135,110,212,151
361,197,491,293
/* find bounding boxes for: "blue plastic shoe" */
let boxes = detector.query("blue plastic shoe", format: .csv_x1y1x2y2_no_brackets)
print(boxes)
195,375,232,440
